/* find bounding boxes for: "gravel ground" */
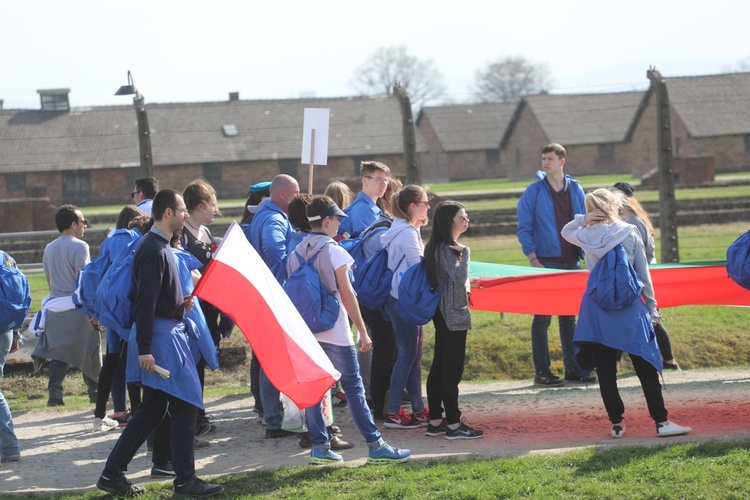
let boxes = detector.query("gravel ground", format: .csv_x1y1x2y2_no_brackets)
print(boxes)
2,367,749,495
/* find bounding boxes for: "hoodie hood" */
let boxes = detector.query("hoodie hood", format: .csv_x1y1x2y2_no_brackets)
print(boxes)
380,218,416,248
294,233,334,261
576,220,634,260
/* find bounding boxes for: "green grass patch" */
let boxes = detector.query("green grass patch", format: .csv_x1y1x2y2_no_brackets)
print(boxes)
46,440,750,499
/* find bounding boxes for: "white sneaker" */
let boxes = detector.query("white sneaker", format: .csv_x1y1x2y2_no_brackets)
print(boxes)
656,420,692,437
93,416,119,432
611,422,625,438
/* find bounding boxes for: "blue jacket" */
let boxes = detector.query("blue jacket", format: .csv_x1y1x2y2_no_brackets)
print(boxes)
246,200,293,285
516,171,585,259
338,192,382,238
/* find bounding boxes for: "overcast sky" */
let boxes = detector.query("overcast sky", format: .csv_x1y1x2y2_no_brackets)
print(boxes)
3,0,748,109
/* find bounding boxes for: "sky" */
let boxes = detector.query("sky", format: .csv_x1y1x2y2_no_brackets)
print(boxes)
2,0,749,109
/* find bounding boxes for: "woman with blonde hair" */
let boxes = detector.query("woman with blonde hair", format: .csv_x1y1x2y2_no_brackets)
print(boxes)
380,184,431,429
562,188,691,439
324,181,355,210
612,182,679,370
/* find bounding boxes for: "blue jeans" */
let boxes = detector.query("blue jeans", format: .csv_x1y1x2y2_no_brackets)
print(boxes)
305,343,380,449
103,386,198,483
0,330,20,457
259,367,282,429
384,296,425,415
531,259,580,374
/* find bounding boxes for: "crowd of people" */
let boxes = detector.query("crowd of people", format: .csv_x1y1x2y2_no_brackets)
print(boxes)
0,141,695,496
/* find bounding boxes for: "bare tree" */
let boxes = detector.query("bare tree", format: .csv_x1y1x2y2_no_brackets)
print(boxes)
722,56,750,73
350,45,447,110
472,56,552,103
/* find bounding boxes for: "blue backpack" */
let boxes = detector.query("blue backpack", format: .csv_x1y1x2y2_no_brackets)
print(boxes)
396,258,448,326
340,219,391,274
73,257,109,318
97,239,139,332
726,230,750,290
0,252,31,331
587,243,643,311
354,243,404,310
283,245,340,334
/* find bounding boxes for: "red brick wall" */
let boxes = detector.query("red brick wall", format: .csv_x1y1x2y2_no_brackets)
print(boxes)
416,115,452,182
501,106,549,180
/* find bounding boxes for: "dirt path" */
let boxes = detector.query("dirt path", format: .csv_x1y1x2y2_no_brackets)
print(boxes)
2,368,749,495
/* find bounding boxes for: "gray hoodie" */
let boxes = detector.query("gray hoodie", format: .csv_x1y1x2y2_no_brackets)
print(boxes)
562,214,658,318
379,218,424,299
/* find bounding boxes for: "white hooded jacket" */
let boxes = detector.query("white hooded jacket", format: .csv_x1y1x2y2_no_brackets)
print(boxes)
562,214,658,318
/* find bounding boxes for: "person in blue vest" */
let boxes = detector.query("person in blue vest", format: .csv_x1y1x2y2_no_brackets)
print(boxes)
516,143,595,386
97,189,223,497
0,251,21,464
245,174,300,438
561,188,692,439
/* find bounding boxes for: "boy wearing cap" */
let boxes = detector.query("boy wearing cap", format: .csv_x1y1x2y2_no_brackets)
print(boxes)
286,196,410,464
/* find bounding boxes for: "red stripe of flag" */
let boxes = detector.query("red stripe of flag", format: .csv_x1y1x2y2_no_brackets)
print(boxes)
194,222,339,409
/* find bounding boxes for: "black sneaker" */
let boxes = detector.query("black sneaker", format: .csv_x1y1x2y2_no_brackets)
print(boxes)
174,476,224,498
97,473,146,496
564,369,597,383
445,420,485,440
47,399,65,407
150,462,176,479
195,419,216,437
534,369,564,386
265,428,296,438
425,420,448,437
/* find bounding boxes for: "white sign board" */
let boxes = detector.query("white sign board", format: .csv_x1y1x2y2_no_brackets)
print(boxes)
301,108,330,166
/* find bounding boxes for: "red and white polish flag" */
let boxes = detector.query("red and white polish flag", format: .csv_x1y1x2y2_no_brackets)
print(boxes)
193,221,340,409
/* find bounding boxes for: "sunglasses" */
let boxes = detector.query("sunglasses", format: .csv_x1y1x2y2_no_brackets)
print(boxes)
130,190,140,199
78,219,89,226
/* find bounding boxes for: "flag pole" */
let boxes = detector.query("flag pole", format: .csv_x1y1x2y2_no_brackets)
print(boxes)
308,128,315,195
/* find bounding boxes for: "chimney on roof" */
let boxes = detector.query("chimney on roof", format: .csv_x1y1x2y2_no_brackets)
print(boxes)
229,92,240,102
37,88,70,112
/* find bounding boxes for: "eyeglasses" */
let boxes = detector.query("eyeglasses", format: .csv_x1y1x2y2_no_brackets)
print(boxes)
77,219,89,226
364,175,389,185
454,216,470,223
414,200,431,207
171,207,189,215
130,190,140,199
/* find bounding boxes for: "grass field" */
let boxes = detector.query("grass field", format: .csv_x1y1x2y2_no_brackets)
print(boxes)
7,178,750,498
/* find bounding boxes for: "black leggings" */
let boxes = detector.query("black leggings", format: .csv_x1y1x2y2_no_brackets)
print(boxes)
590,343,668,425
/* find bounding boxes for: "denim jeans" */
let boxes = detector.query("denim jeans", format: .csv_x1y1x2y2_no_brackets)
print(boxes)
103,386,198,484
0,330,20,457
259,367,282,429
384,296,425,415
305,343,381,449
531,259,580,374
48,359,98,403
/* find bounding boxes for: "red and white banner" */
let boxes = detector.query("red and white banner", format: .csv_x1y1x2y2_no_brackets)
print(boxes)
193,222,340,409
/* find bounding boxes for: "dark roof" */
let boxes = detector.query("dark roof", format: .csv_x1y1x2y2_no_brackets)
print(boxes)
667,72,750,138
418,103,516,152
0,95,421,174
521,91,646,146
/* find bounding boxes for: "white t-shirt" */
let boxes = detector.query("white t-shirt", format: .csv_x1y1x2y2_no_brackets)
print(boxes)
313,245,355,347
